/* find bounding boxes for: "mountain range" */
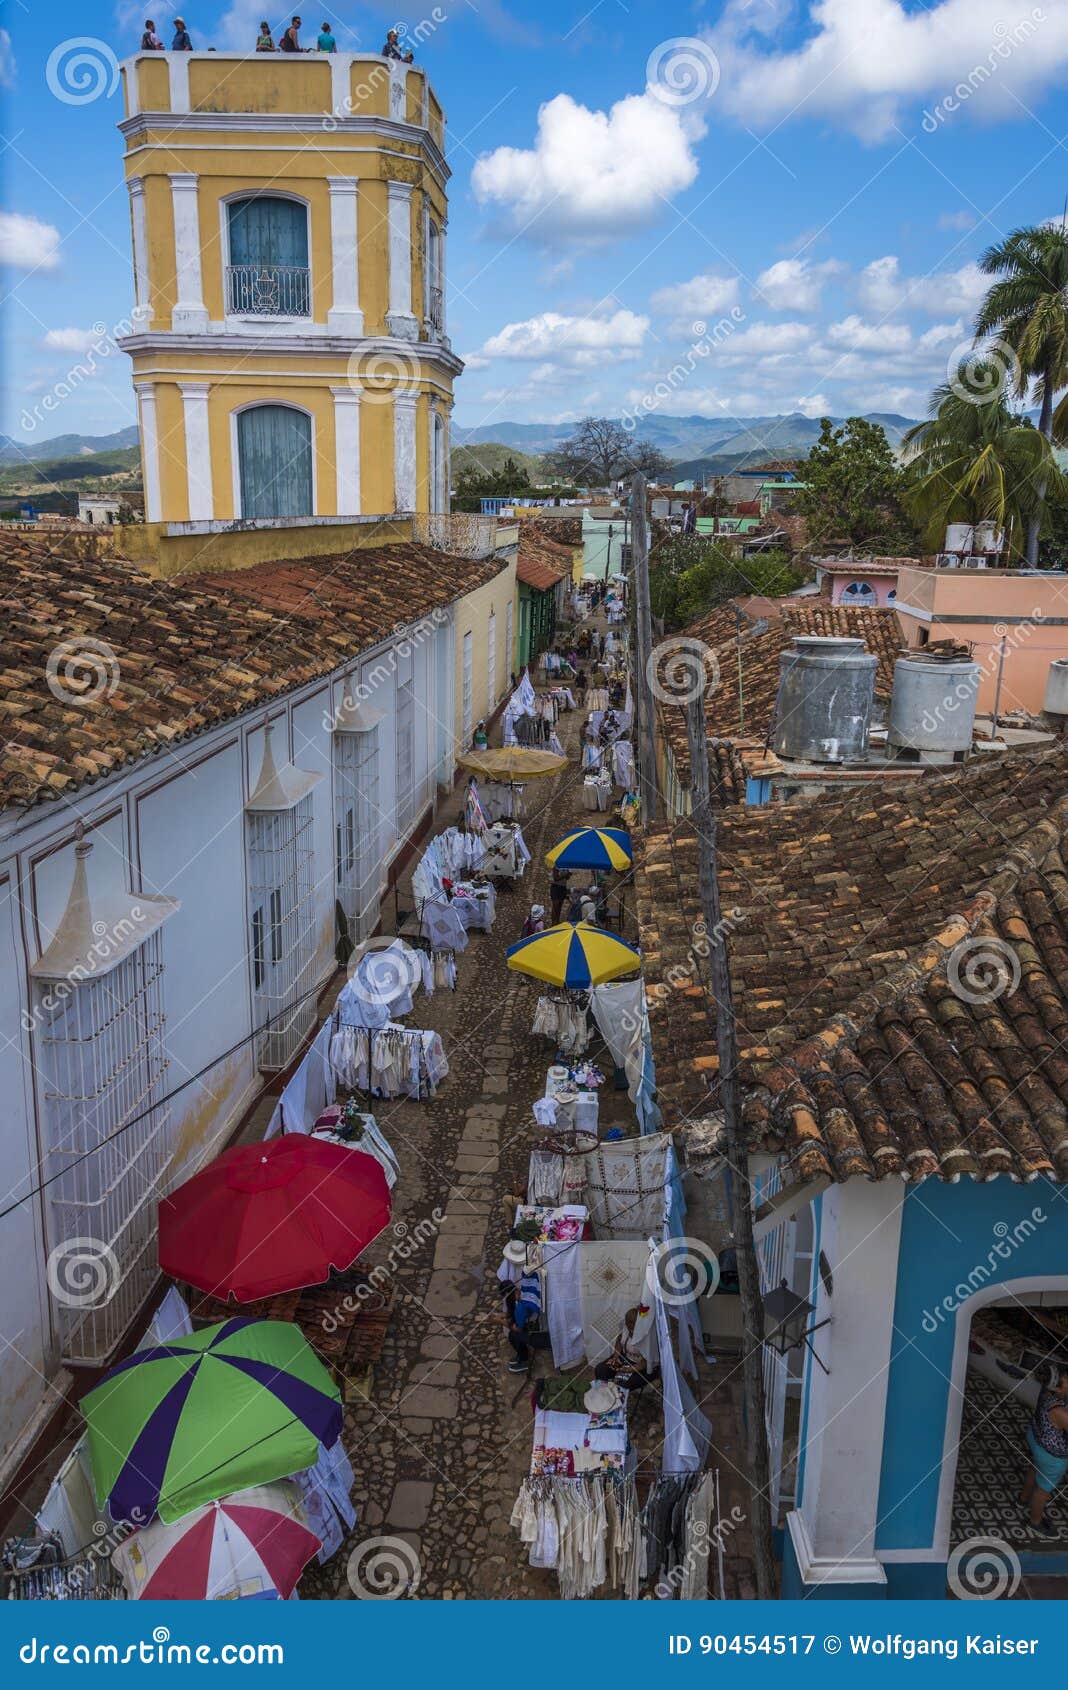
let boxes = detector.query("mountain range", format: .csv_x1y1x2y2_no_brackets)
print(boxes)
0,426,140,467
452,410,922,462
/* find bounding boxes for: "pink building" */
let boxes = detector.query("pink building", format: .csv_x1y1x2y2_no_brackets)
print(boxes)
814,557,923,608
893,566,1068,715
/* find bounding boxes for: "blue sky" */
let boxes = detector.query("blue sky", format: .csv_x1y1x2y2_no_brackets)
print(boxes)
2,0,1067,447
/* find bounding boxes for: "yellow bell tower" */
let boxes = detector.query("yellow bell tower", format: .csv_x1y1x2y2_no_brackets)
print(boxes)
118,50,459,533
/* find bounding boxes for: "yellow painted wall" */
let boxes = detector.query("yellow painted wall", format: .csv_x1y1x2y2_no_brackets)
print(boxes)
123,516,415,578
136,56,170,111
453,562,519,753
189,58,332,114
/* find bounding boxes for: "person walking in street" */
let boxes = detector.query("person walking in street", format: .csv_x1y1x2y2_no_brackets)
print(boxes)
1022,1363,1068,1537
520,903,546,939
549,866,570,926
141,19,164,48
172,16,192,49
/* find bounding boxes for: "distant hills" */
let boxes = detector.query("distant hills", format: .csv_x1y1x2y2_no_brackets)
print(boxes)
452,410,922,465
0,426,140,467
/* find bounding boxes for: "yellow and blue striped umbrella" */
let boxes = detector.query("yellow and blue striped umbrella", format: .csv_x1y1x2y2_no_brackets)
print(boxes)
506,920,640,989
546,828,633,873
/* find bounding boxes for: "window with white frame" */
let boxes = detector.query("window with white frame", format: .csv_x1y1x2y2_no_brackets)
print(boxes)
32,836,178,1364
462,630,474,746
246,727,321,1072
333,709,382,942
487,611,496,711
395,645,417,833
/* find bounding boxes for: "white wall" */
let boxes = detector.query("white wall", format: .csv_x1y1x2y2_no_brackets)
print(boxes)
0,618,451,1484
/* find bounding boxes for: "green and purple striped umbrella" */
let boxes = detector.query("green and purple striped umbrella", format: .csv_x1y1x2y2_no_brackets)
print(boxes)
82,1319,342,1525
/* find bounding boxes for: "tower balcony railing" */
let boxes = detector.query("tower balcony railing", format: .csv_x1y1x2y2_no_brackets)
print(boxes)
226,263,311,318
411,512,497,557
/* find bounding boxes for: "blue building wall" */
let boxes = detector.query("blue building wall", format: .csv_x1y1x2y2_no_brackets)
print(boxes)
876,1177,1058,1555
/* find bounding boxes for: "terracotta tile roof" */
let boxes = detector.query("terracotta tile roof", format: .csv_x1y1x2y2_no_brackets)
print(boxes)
657,600,904,791
517,526,571,591
816,557,922,575
0,528,506,811
635,743,1068,1184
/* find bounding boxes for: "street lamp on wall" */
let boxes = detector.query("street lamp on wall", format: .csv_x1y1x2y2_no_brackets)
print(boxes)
761,1279,831,1374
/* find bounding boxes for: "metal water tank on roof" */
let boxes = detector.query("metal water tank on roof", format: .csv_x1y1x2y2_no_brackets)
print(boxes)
944,522,974,554
1043,658,1068,723
888,650,980,762
771,635,877,764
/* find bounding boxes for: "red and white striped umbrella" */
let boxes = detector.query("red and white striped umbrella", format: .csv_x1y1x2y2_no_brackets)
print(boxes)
112,1482,321,1601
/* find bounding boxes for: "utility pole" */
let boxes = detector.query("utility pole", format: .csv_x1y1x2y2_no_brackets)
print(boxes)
630,472,659,822
684,690,777,1600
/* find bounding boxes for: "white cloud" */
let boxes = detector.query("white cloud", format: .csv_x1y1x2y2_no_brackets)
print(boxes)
480,309,649,364
855,254,987,315
825,315,912,352
715,321,815,361
938,210,977,232
42,327,98,353
756,257,842,311
471,91,700,240
0,212,61,272
703,0,1065,141
649,272,740,328
797,393,830,417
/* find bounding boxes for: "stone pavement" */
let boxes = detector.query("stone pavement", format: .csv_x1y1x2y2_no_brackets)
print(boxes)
304,617,756,1601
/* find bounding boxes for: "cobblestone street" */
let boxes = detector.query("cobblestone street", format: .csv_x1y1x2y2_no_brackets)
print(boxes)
304,627,756,1602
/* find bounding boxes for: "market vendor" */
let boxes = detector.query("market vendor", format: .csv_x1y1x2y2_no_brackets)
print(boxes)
594,1306,658,1401
498,1244,550,1374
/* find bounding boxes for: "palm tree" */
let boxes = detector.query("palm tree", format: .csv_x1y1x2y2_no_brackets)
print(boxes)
902,371,1060,556
975,223,1068,563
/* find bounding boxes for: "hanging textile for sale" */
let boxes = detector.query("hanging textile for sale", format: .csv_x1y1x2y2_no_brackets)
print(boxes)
542,1238,584,1367
328,1021,448,1100
293,1440,358,1564
528,1147,565,1206
582,1132,670,1238
418,899,468,952
612,739,636,789
578,1239,655,1363
465,780,488,834
652,1264,711,1474
511,1474,641,1600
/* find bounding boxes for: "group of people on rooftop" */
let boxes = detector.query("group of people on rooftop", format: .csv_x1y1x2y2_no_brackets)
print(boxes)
138,18,415,59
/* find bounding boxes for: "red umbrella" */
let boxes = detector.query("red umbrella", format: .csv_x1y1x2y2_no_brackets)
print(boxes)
159,1135,391,1302
112,1483,321,1600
